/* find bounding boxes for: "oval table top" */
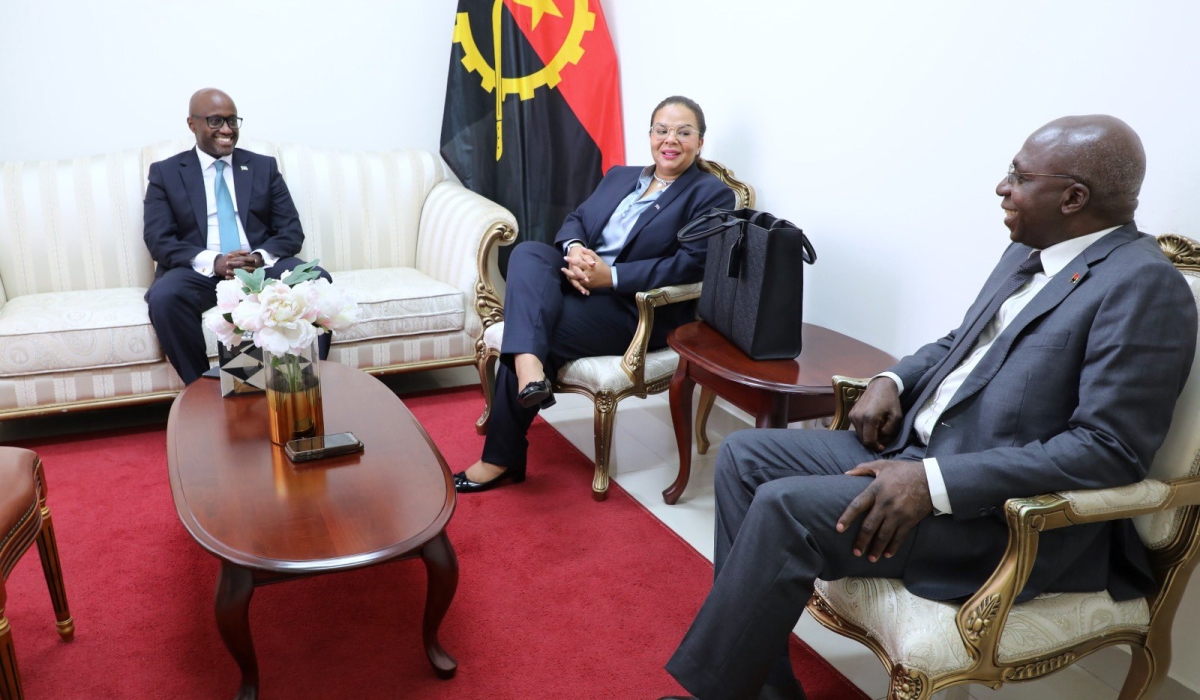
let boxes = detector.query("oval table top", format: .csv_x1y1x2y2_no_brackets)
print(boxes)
166,362,454,574
668,321,897,394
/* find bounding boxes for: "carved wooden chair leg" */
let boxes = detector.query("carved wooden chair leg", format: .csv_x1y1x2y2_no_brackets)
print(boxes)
591,393,618,502
695,387,716,455
1119,641,1160,700
475,350,498,436
33,461,72,642
0,580,21,700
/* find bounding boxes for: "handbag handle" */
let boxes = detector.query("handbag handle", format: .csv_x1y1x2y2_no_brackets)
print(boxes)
676,209,742,242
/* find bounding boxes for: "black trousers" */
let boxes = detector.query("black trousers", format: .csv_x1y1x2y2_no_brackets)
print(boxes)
666,429,926,700
146,256,331,384
481,241,646,470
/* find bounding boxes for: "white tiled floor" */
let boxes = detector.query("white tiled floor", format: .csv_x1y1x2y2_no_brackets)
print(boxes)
4,366,1193,700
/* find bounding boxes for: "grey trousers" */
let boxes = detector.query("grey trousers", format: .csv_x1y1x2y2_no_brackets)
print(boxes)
666,428,924,700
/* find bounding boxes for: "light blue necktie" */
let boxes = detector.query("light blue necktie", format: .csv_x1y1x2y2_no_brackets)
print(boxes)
214,160,240,253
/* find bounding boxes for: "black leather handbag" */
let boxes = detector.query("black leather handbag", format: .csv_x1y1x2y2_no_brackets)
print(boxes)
677,208,816,360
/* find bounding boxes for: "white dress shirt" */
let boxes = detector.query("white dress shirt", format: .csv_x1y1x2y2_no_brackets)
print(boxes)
190,147,277,276
880,226,1119,514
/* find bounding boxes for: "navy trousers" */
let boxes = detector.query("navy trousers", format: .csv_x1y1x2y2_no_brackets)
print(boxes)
481,241,649,470
666,430,926,700
146,256,332,384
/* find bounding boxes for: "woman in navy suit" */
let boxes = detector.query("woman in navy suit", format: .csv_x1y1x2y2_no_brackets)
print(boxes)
455,96,736,493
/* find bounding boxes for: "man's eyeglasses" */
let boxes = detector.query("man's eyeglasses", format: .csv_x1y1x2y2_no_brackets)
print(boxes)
650,124,698,141
192,115,243,129
1006,163,1079,186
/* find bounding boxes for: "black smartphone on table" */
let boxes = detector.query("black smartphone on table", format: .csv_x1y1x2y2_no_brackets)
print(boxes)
285,432,364,462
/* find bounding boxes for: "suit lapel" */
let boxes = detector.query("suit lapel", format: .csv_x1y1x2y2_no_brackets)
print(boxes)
942,225,1140,413
618,164,701,256
179,149,207,237
232,149,252,233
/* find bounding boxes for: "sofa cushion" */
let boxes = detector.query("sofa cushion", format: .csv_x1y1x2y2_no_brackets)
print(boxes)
0,288,161,376
201,267,465,356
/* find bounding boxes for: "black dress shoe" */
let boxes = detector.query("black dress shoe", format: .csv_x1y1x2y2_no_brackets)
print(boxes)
517,379,556,409
453,465,527,493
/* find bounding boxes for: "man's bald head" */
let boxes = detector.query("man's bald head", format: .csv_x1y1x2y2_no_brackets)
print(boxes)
187,88,239,158
1027,115,1145,221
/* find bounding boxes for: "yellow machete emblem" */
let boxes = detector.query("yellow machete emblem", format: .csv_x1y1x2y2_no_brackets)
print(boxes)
453,0,596,160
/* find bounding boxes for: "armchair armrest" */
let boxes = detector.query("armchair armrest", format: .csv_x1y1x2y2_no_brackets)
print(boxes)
620,282,703,389
952,475,1200,666
829,375,872,431
415,181,518,337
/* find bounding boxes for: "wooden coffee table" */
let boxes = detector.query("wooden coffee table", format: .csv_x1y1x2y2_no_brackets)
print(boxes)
166,362,458,700
665,321,895,504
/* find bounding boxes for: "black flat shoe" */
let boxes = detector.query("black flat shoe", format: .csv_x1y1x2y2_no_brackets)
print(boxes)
517,379,556,409
453,466,527,493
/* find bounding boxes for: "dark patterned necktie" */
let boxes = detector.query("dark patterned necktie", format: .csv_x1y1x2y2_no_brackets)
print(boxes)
892,251,1044,450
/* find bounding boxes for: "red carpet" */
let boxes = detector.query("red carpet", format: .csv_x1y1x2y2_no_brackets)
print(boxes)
6,386,867,699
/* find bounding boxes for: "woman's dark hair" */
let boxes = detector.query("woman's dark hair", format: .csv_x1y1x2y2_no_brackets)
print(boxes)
650,95,706,138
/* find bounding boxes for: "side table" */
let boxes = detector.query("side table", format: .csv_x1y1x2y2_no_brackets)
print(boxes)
664,321,895,504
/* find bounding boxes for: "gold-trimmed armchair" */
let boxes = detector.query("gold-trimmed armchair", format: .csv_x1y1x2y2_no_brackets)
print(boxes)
475,159,755,501
805,233,1200,699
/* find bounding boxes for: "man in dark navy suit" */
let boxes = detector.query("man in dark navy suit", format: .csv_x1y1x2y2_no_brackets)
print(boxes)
143,88,328,384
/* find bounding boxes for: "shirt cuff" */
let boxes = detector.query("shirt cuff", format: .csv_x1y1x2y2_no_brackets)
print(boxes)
610,264,618,287
253,249,278,269
191,250,220,277
563,239,585,255
875,371,905,395
923,457,952,515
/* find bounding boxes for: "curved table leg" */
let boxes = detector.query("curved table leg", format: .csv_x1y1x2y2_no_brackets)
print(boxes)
420,530,459,679
757,392,790,429
695,387,716,455
214,562,259,700
663,359,695,505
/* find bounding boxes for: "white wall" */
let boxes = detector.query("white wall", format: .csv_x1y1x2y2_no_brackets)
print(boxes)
5,0,1200,691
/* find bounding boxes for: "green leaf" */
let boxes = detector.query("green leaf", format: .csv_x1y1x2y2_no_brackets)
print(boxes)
281,259,322,286
234,266,268,294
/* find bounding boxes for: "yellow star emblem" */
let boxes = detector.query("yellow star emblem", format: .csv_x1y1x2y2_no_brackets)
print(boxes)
512,0,562,29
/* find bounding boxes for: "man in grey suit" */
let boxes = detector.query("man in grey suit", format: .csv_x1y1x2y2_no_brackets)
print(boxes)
661,115,1198,700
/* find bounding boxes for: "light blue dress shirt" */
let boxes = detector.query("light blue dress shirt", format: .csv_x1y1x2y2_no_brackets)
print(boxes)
565,166,668,286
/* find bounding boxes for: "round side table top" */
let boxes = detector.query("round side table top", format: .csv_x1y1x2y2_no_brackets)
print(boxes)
668,321,896,394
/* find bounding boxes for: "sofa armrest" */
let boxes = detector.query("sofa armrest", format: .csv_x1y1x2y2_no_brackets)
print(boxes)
415,181,518,338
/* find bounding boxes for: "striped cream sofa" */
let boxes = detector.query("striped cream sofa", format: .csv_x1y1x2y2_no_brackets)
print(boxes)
0,137,516,421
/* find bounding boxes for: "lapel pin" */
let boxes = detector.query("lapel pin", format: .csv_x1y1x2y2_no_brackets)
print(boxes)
1070,272,1081,284
240,165,248,171
654,204,660,210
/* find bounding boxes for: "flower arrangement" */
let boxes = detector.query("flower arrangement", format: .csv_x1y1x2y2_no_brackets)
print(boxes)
205,260,360,357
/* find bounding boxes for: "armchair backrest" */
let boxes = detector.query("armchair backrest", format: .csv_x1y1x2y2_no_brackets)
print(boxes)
1134,234,1200,551
698,158,755,210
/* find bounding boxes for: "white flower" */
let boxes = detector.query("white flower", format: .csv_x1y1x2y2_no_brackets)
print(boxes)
204,266,360,357
255,317,318,355
204,312,244,347
214,279,247,313
306,278,362,332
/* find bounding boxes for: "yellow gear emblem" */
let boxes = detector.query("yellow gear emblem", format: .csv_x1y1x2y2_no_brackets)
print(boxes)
453,0,596,160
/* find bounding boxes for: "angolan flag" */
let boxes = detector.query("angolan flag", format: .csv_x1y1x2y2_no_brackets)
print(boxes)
439,0,624,266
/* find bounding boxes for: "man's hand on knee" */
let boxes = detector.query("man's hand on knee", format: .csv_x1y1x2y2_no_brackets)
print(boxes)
837,460,933,562
848,376,903,451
